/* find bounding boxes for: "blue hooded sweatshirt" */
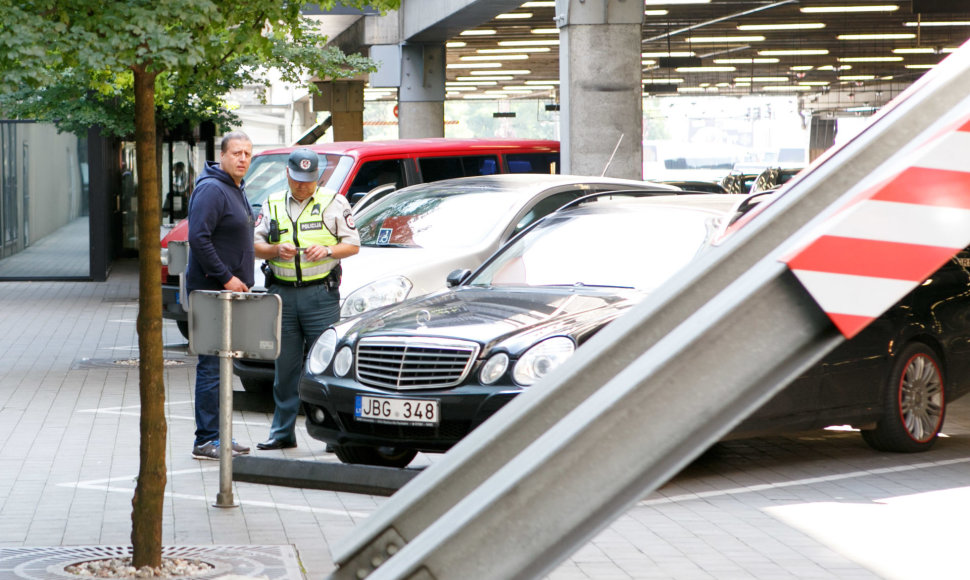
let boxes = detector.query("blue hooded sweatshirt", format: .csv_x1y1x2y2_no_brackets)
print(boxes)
186,161,255,293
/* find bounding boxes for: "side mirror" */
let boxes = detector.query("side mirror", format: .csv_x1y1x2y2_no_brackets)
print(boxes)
446,269,472,288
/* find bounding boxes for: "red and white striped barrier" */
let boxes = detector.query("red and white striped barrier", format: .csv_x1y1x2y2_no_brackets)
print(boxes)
783,117,970,338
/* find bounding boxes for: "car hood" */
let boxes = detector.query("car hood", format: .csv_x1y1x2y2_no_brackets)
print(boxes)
339,244,492,300
344,285,643,354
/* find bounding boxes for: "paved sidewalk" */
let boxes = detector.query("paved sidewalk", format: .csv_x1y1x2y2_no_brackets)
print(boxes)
3,260,970,579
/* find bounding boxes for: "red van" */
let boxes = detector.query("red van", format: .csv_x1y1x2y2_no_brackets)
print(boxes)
161,138,560,337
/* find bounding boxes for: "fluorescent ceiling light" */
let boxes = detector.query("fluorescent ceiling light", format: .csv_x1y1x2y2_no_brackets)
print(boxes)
838,56,904,62
734,77,790,83
642,51,695,58
799,81,830,86
522,1,555,7
817,64,851,71
905,64,937,69
839,75,876,80
469,70,531,75
904,21,970,27
838,33,915,40
505,85,555,90
457,76,512,81
463,94,501,99
686,36,765,43
449,80,497,85
893,47,936,54
942,47,959,53
447,63,502,68
496,12,533,19
762,85,811,91
642,78,684,84
677,66,736,72
525,79,559,85
479,48,551,53
443,86,476,91
644,10,669,16
677,87,709,93
801,5,898,13
641,60,657,65
738,23,825,31
461,55,529,61
759,49,829,56
714,58,780,64
790,65,814,71
531,29,559,34
461,29,496,36
498,40,560,46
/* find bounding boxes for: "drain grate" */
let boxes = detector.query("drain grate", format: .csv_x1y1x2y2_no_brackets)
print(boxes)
0,545,303,580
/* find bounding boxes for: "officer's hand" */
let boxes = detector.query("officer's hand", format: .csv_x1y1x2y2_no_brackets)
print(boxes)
224,276,249,293
277,242,298,261
304,244,328,261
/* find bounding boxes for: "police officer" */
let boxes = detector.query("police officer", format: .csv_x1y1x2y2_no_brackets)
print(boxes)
253,148,360,450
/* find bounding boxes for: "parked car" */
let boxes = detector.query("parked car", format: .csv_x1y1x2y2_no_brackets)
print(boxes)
660,179,727,194
298,193,738,466
232,174,682,392
161,138,561,338
299,192,970,467
750,166,804,193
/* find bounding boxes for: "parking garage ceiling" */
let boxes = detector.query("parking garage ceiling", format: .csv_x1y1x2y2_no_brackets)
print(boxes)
363,1,970,112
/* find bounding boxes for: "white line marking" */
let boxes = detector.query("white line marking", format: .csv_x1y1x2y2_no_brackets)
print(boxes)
638,456,970,507
58,468,374,518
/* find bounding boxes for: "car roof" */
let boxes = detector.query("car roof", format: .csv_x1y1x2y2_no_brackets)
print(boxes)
378,173,682,196
567,192,738,215
256,138,559,157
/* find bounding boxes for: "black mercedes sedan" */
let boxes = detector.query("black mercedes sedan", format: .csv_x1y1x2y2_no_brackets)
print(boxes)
299,193,970,467
298,194,739,467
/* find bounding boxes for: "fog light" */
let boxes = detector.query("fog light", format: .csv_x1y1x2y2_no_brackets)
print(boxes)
311,406,326,424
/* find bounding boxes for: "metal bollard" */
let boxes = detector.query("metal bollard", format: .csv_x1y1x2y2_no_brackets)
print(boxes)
214,291,237,508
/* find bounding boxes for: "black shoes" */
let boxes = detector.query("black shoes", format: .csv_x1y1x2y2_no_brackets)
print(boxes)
256,438,297,450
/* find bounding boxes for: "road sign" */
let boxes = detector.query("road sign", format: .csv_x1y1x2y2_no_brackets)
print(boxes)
189,291,281,360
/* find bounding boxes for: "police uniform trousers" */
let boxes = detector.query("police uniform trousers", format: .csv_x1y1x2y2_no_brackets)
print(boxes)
268,282,340,443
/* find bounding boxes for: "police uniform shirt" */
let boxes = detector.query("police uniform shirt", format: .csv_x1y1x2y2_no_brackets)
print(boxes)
254,188,361,259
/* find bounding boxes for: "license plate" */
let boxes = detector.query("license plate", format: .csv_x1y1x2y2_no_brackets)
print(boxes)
355,395,439,426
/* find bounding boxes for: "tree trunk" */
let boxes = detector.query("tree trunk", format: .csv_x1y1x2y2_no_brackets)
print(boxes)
130,64,167,570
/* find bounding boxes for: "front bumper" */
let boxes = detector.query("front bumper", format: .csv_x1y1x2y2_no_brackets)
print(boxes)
299,374,518,453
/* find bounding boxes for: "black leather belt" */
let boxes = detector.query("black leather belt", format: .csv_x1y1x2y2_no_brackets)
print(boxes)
271,276,335,289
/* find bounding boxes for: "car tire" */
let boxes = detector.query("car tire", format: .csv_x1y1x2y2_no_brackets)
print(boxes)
240,377,271,394
861,342,945,453
176,320,189,340
332,444,417,468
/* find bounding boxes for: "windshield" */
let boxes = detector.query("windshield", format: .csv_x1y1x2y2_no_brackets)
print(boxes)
244,153,354,208
355,188,525,249
471,207,720,292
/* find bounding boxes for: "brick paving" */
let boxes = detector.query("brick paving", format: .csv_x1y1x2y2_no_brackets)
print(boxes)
3,259,970,578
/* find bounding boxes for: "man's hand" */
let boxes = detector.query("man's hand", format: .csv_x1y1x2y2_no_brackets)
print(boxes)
224,276,249,292
303,244,329,261
276,242,298,261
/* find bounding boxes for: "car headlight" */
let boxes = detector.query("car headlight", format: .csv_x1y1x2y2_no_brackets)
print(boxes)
333,346,353,377
307,328,338,375
340,276,413,318
512,337,575,386
479,353,509,385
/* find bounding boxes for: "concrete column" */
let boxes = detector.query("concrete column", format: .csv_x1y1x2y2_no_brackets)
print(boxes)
557,0,643,178
399,43,446,138
809,116,837,163
312,80,365,141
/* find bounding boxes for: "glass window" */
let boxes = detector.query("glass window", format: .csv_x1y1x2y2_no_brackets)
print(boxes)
348,159,406,196
418,155,499,182
505,153,560,174
245,153,353,209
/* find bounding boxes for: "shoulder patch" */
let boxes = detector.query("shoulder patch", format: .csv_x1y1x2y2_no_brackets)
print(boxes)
343,209,356,229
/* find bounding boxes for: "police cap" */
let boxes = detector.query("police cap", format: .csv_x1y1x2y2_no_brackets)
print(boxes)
287,148,320,183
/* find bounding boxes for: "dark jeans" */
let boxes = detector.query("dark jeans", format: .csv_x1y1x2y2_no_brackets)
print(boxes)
194,354,220,446
268,283,340,442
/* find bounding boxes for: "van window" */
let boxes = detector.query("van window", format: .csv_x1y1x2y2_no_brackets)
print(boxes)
418,155,500,182
505,153,559,174
348,159,406,196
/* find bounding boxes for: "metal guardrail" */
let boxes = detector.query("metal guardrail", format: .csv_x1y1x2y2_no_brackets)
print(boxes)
328,42,970,580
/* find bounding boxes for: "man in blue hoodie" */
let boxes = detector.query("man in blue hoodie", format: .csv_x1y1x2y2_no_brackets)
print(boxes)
186,131,255,460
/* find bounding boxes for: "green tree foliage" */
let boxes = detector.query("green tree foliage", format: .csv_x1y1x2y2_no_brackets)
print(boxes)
0,0,399,570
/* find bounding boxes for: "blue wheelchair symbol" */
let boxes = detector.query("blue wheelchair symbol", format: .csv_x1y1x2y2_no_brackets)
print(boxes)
377,228,392,245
